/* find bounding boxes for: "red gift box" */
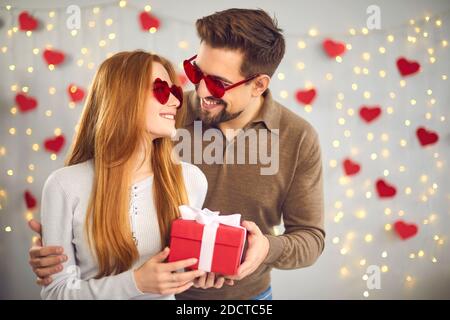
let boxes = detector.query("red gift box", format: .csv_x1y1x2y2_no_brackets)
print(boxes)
168,208,246,276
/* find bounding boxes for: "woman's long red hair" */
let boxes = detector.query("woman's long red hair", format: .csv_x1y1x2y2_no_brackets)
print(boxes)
65,51,188,277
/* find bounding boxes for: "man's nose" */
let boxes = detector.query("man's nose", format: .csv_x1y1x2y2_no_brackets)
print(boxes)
196,78,213,98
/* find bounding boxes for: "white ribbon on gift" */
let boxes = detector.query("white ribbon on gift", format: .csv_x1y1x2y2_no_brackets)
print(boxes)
179,205,244,272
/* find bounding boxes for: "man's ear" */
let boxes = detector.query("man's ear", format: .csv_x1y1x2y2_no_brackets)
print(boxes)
251,75,270,97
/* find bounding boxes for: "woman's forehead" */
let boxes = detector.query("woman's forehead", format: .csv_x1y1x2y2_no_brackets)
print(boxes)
151,62,172,84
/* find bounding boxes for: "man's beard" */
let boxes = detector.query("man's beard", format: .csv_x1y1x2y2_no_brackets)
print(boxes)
194,97,242,127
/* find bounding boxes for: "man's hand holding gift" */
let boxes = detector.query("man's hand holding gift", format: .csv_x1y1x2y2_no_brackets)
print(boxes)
192,220,269,287
193,272,234,289
226,220,270,281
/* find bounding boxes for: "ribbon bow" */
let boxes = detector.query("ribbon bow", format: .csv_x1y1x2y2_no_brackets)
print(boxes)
178,205,243,272
179,205,241,227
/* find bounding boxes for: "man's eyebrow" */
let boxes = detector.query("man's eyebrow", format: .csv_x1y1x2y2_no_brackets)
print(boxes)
194,62,233,84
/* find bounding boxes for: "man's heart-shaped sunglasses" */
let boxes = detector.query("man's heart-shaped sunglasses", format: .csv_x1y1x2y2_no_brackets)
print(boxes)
152,78,183,106
183,55,259,99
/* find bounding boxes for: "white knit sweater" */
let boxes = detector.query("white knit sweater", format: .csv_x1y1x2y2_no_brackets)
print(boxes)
40,160,207,300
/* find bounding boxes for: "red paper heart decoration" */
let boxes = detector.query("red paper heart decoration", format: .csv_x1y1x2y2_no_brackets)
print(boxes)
376,179,397,198
24,191,37,209
43,49,65,66
359,105,382,123
139,11,160,31
19,11,39,31
416,127,439,147
68,84,85,103
15,93,38,113
394,220,418,240
44,135,65,153
295,88,316,105
343,158,361,176
323,39,346,58
396,57,420,77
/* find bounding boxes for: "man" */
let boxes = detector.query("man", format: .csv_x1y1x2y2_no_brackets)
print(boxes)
28,8,324,300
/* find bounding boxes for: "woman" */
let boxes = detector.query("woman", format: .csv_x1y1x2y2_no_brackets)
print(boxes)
40,51,220,300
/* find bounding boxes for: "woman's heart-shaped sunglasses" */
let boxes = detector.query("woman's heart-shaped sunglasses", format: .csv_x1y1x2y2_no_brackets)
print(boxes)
152,78,183,106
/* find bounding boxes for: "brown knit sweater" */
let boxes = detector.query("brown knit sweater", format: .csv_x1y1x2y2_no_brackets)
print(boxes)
175,90,325,299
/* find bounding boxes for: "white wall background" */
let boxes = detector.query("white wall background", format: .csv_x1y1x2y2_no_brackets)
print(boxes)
1,0,449,299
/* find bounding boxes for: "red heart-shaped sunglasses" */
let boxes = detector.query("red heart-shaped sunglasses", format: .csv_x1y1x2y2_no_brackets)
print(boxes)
152,78,183,106
183,55,259,99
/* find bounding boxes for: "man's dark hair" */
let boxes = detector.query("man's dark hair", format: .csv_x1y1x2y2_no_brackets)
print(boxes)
196,8,286,78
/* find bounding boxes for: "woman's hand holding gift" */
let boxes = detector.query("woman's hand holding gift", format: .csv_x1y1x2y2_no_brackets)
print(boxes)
134,247,205,295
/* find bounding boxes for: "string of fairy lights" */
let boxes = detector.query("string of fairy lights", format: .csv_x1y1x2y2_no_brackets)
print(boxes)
0,1,449,298
274,11,448,298
255,9,449,298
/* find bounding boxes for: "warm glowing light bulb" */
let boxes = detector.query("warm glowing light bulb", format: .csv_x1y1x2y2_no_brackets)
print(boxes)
340,267,349,277
279,90,288,99
308,28,318,37
364,234,373,243
355,210,366,219
329,159,337,168
297,41,306,49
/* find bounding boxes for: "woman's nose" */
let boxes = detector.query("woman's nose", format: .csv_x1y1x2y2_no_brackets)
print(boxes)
168,92,181,108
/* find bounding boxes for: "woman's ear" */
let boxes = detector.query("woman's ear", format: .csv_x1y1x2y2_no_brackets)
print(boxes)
252,75,271,97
